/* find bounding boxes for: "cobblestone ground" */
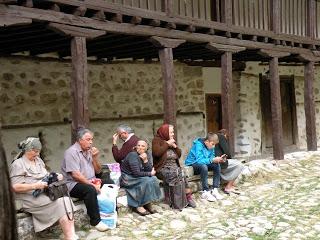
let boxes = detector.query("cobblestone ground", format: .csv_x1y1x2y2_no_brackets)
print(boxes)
51,152,320,240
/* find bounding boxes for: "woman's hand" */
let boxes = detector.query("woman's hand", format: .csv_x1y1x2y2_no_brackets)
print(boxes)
151,167,156,176
166,139,177,148
57,173,63,181
33,181,48,190
139,152,148,163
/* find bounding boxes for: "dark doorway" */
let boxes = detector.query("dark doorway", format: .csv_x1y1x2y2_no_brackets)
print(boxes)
260,75,298,152
205,94,222,133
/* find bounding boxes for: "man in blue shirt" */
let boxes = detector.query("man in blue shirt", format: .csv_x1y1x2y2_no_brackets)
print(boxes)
185,133,226,201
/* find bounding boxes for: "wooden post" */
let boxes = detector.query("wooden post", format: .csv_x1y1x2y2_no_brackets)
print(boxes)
46,24,105,143
206,43,245,155
304,61,317,150
159,48,176,126
0,127,18,240
269,57,284,160
221,51,234,154
149,37,185,133
306,0,316,39
71,36,89,143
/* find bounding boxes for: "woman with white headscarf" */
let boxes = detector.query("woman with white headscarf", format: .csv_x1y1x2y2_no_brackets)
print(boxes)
10,137,77,240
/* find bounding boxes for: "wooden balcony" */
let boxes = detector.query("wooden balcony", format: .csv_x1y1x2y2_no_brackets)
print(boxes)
105,0,320,39
0,0,320,59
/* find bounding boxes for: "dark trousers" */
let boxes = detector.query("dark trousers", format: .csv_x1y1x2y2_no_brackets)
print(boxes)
192,163,221,191
70,183,100,226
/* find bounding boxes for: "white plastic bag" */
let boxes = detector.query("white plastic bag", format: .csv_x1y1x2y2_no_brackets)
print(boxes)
97,184,119,229
107,163,121,186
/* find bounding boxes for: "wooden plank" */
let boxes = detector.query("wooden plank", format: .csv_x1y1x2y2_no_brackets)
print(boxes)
0,15,31,26
271,0,280,33
258,49,290,58
158,47,177,128
70,36,89,143
162,0,173,17
221,51,234,155
306,0,316,39
221,0,232,25
206,42,246,53
269,56,284,160
304,61,317,150
48,23,106,39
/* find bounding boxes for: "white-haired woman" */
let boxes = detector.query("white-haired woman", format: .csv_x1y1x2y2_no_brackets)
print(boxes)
10,137,77,240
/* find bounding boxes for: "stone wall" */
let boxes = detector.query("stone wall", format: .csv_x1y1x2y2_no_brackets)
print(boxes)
0,56,205,171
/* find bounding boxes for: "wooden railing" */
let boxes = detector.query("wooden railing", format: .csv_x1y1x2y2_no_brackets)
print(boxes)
279,0,307,36
104,0,163,12
316,1,320,39
232,0,270,31
86,0,316,39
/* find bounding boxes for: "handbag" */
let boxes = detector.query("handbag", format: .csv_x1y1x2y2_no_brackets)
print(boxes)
46,180,69,201
46,180,74,220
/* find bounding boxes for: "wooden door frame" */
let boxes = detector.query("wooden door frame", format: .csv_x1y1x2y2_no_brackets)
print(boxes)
259,74,298,152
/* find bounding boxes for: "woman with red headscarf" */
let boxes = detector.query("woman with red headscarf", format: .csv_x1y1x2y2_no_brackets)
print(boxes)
152,124,196,210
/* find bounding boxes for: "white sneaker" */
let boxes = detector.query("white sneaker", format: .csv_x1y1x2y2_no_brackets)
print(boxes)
211,188,224,200
201,190,216,202
95,221,109,232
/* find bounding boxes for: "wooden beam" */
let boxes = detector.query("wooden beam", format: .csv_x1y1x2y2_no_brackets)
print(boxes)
258,49,291,58
304,61,317,150
47,23,106,39
221,51,234,155
149,36,185,49
306,0,316,39
70,36,89,143
206,42,246,53
296,53,320,62
159,47,176,128
0,15,31,26
269,57,284,160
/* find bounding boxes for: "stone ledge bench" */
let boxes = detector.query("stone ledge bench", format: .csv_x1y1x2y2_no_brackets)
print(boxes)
16,167,208,240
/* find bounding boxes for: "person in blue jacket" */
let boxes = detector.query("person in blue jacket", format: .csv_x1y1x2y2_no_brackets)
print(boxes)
185,133,226,202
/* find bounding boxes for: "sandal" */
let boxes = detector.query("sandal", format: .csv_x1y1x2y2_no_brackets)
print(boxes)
133,207,149,216
224,188,241,195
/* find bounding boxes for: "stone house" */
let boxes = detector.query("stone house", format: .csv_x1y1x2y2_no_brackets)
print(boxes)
1,0,319,171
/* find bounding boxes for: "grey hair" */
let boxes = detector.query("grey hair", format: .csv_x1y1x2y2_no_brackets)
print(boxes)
204,132,219,143
117,124,134,134
76,128,93,141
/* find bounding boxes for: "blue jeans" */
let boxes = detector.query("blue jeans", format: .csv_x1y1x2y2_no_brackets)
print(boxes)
192,163,221,191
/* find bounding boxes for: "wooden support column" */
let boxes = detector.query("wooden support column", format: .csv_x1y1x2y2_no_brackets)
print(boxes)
47,23,105,142
149,37,185,131
206,43,245,155
259,50,290,160
297,53,320,150
162,0,174,17
269,56,283,159
304,61,317,150
221,51,235,153
70,36,89,142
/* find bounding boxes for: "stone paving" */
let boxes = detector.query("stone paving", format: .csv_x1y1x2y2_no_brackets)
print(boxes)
47,151,320,240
